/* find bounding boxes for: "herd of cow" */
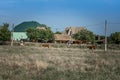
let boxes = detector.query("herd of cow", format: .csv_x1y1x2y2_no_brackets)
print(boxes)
19,40,96,50
41,40,96,50
41,44,96,50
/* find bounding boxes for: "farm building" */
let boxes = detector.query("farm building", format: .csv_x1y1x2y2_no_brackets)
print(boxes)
12,32,27,41
54,34,87,44
54,27,87,44
63,27,86,36
54,34,73,43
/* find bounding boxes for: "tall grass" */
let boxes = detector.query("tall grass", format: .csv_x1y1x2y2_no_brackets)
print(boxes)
0,45,120,80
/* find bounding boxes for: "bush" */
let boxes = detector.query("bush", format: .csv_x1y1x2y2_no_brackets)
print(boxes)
109,32,120,44
72,29,95,43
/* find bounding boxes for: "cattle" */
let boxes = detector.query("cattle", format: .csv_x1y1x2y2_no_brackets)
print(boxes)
41,44,49,48
87,45,96,49
73,40,82,44
19,40,24,46
82,40,87,44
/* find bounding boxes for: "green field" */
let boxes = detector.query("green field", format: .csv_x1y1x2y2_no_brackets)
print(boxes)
0,45,120,80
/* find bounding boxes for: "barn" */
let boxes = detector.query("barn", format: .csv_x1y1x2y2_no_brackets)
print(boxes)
54,34,73,43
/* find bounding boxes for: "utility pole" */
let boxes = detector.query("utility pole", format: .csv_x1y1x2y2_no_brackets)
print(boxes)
105,20,107,51
11,24,14,46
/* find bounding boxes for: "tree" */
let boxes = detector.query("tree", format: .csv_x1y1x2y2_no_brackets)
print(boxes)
0,23,11,41
72,29,95,43
55,31,62,34
109,32,120,44
26,27,54,42
26,28,36,41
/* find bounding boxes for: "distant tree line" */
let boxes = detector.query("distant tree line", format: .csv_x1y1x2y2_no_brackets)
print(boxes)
109,32,120,44
72,29,120,44
0,23,119,44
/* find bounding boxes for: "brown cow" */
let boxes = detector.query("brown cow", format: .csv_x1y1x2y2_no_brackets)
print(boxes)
73,40,82,44
87,45,96,49
42,44,49,48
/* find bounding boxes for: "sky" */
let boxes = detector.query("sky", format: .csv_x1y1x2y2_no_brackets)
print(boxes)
0,0,120,35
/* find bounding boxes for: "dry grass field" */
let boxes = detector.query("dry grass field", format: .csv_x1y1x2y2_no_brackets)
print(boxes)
0,45,120,80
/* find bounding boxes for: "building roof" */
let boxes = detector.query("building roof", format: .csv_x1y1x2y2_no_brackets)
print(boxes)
14,21,47,32
54,34,73,41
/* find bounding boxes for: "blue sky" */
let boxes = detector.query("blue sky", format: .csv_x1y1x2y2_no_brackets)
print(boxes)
0,0,120,35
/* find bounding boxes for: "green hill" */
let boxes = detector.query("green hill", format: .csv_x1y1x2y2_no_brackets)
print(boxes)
14,21,47,32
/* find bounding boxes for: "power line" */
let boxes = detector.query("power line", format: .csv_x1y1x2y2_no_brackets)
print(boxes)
84,23,104,27
108,22,120,24
51,23,104,28
51,22,120,30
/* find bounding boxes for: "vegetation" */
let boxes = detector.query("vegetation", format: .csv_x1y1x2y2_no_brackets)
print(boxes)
0,46,120,80
26,27,54,42
55,31,62,34
72,29,95,43
0,23,11,41
109,32,120,44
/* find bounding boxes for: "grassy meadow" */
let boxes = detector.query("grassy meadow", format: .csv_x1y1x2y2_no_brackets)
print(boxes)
0,45,120,80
